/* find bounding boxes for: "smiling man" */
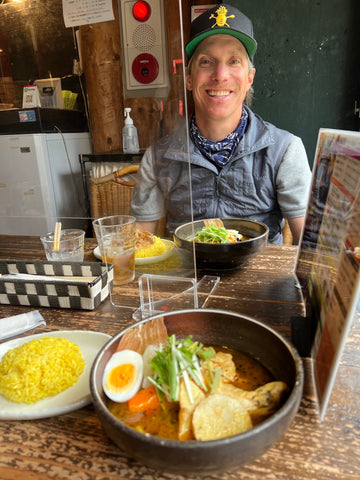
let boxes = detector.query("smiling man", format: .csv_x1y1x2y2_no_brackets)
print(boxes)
131,4,311,244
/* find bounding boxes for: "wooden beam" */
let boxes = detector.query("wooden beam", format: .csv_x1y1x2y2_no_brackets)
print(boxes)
79,0,123,153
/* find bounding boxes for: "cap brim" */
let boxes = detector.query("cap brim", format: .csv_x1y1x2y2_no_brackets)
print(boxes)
186,29,257,60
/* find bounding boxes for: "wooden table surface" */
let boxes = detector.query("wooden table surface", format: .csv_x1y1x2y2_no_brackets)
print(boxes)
0,235,359,480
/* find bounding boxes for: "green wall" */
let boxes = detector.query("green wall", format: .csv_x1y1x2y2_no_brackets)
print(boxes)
229,0,360,166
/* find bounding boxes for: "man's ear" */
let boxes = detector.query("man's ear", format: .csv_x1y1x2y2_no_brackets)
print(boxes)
247,67,256,91
185,69,193,91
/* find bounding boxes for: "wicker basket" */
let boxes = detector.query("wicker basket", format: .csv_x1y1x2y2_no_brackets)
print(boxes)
89,165,166,237
89,165,139,219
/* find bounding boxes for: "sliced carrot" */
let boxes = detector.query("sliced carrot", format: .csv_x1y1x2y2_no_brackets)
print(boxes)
127,386,161,413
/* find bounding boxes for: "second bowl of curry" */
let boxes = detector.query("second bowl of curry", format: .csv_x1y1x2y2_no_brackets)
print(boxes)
173,217,269,269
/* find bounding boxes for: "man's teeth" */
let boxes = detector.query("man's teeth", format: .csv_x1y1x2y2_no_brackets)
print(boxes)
208,91,230,97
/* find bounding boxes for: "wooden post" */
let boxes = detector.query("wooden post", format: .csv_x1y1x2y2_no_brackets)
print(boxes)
78,0,211,153
79,0,123,153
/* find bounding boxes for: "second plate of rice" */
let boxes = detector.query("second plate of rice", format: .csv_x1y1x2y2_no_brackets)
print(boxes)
135,239,175,265
93,239,175,265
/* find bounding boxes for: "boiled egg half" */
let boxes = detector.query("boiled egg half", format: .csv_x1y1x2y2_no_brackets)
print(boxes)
102,350,143,402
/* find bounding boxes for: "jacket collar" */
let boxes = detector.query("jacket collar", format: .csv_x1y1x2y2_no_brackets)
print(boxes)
160,106,275,169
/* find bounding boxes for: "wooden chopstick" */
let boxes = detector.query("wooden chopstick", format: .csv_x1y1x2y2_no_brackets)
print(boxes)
53,222,61,251
0,273,97,283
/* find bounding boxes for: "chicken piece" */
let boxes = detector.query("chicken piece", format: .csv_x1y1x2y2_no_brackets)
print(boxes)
192,394,253,441
207,351,237,383
246,381,289,416
178,379,206,441
215,380,288,416
135,230,155,250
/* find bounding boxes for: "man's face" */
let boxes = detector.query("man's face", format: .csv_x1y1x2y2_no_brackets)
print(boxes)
186,35,255,130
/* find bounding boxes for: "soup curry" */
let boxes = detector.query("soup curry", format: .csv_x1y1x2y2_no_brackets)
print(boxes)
108,345,285,441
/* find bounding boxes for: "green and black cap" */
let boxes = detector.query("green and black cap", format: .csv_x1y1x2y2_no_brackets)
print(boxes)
185,4,257,60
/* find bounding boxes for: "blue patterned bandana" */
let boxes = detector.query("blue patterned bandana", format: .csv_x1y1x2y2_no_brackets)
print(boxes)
190,107,248,168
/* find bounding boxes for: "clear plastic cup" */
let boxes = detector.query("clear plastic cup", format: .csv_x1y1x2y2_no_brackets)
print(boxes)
40,229,85,262
92,215,135,285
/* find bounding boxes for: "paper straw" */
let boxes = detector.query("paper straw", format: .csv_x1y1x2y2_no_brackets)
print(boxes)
53,222,61,251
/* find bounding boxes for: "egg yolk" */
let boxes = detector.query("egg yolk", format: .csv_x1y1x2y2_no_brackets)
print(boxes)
106,363,137,392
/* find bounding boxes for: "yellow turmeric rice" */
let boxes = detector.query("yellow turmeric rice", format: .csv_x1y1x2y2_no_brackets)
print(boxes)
0,336,85,404
135,236,167,259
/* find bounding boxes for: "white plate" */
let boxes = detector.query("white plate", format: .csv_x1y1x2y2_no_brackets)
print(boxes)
93,239,176,265
135,239,176,265
0,330,111,420
93,246,103,261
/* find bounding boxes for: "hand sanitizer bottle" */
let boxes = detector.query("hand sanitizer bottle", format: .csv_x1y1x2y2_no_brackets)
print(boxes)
122,108,140,153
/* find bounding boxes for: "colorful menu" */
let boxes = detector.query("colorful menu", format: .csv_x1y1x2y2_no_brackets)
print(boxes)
296,128,360,420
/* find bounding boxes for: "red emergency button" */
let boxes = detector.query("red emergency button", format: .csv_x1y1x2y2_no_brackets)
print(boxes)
132,53,159,84
132,1,151,22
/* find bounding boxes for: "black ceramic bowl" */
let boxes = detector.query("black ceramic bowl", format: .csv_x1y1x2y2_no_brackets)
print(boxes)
90,309,303,475
173,218,269,269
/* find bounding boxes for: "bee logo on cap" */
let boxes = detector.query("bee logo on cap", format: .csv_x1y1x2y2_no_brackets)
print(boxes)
209,6,235,28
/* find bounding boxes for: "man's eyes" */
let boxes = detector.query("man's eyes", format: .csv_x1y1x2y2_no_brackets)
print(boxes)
199,58,212,66
198,58,242,66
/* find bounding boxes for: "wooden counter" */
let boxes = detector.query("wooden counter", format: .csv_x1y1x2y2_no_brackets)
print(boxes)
0,235,358,480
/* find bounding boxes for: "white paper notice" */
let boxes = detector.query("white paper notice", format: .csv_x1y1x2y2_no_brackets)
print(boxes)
62,0,114,28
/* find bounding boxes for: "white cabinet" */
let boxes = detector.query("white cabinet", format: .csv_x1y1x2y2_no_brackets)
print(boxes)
0,132,92,235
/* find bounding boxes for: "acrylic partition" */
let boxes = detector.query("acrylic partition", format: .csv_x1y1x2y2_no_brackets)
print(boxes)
0,0,218,314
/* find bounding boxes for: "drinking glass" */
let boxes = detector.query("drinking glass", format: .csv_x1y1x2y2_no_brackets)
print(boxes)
93,215,136,286
40,229,85,262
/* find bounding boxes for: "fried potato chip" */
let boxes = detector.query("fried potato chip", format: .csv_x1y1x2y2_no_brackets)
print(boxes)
192,394,253,441
116,317,168,355
178,379,206,441
215,380,253,410
204,219,225,228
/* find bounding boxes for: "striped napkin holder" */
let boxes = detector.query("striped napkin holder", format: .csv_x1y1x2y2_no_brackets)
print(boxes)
0,260,113,310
